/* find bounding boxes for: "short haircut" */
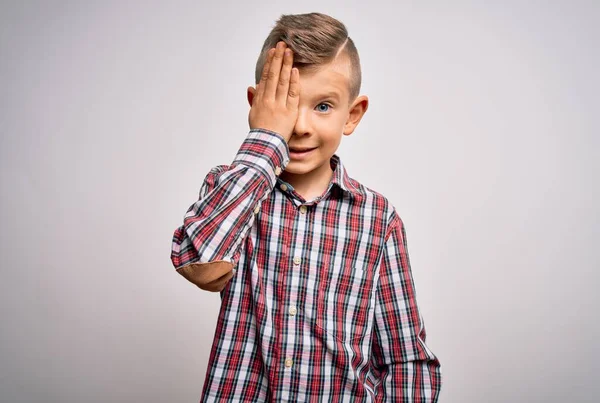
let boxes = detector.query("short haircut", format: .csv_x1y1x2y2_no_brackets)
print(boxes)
254,12,362,104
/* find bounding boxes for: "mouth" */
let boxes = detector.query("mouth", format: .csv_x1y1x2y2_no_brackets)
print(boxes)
289,146,317,159
289,146,317,152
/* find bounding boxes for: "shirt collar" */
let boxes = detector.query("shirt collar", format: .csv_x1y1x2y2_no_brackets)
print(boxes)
329,153,363,198
277,153,363,199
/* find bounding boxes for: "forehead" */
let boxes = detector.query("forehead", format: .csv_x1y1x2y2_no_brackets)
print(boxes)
296,57,351,100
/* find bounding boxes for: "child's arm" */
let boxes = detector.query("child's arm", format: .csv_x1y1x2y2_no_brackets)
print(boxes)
170,41,299,292
370,208,442,401
170,129,289,291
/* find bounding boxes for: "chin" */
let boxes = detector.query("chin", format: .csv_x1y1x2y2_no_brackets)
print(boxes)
283,163,312,175
285,157,329,175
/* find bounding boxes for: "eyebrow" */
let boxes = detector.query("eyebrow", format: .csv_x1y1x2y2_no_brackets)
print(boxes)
312,91,341,101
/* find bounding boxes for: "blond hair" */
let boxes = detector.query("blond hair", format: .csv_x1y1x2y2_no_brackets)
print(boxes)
254,12,362,104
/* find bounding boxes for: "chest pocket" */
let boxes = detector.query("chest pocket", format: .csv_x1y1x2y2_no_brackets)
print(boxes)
315,257,375,343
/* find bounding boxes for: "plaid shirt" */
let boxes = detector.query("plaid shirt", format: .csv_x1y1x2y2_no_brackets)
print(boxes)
171,129,442,402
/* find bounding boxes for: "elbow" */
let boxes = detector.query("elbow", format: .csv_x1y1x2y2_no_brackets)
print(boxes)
176,260,235,292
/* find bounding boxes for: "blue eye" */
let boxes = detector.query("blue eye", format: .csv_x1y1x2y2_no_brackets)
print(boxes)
316,103,331,112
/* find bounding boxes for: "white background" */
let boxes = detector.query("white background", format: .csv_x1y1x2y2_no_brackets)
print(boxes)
1,1,598,402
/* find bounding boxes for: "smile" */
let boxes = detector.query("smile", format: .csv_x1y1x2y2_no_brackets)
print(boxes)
289,147,317,159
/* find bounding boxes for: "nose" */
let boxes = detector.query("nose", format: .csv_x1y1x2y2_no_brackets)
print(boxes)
292,106,311,137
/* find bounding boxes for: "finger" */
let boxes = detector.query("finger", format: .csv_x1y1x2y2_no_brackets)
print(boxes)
264,41,286,101
287,67,300,109
257,48,275,99
276,48,293,104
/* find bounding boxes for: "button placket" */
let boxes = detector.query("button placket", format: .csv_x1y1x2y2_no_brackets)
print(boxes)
283,198,308,375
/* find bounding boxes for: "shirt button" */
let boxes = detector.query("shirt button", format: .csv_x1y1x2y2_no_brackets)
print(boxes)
280,184,288,192
299,205,307,214
293,256,301,265
285,358,293,368
288,306,297,316
254,205,260,214
275,166,282,176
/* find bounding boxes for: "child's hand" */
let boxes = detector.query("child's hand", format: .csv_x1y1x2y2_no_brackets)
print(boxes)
248,41,300,142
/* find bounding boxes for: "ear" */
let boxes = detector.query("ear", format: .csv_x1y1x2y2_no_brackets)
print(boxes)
343,95,369,136
247,86,257,107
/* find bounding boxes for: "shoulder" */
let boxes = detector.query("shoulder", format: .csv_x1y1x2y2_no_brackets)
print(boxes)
346,177,402,237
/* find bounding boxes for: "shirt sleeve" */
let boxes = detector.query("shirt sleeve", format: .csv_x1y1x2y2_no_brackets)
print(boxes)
370,207,442,401
170,128,290,291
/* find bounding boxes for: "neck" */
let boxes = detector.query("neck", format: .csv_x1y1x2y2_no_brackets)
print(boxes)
280,159,334,201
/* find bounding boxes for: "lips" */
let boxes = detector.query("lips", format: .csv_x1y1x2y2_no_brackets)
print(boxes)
289,146,317,152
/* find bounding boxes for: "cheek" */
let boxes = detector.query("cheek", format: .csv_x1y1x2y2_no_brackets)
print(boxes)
315,112,346,133
318,130,343,150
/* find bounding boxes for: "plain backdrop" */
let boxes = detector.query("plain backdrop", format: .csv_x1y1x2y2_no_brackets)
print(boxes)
1,1,598,402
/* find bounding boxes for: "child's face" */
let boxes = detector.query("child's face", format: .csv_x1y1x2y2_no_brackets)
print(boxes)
286,59,352,172
248,56,368,177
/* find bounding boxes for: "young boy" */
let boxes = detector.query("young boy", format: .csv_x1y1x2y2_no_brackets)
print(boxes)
171,12,442,402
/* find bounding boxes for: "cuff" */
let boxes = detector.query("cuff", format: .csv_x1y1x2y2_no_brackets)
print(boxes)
232,128,290,186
